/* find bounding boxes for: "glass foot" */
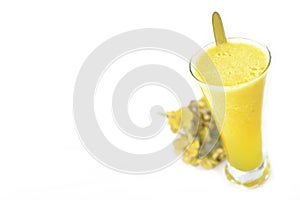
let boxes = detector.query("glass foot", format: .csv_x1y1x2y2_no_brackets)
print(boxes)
225,157,270,188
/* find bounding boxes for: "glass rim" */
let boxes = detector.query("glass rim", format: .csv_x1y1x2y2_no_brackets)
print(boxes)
189,37,271,89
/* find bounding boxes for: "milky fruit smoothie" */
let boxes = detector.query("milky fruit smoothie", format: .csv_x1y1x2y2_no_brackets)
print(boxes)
193,38,270,171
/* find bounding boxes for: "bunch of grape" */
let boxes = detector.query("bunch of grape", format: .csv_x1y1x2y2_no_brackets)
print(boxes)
166,98,226,169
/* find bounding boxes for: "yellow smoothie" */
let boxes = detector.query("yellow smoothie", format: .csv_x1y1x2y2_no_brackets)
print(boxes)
194,40,270,171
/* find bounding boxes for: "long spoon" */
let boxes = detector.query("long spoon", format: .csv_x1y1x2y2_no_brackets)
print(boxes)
212,12,227,45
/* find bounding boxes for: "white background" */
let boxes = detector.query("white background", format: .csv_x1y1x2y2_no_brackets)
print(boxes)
1,0,300,199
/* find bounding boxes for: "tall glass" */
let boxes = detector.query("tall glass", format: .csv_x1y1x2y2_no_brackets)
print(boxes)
189,38,271,188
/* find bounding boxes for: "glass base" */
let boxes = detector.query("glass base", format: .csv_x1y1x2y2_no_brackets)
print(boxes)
225,157,270,188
